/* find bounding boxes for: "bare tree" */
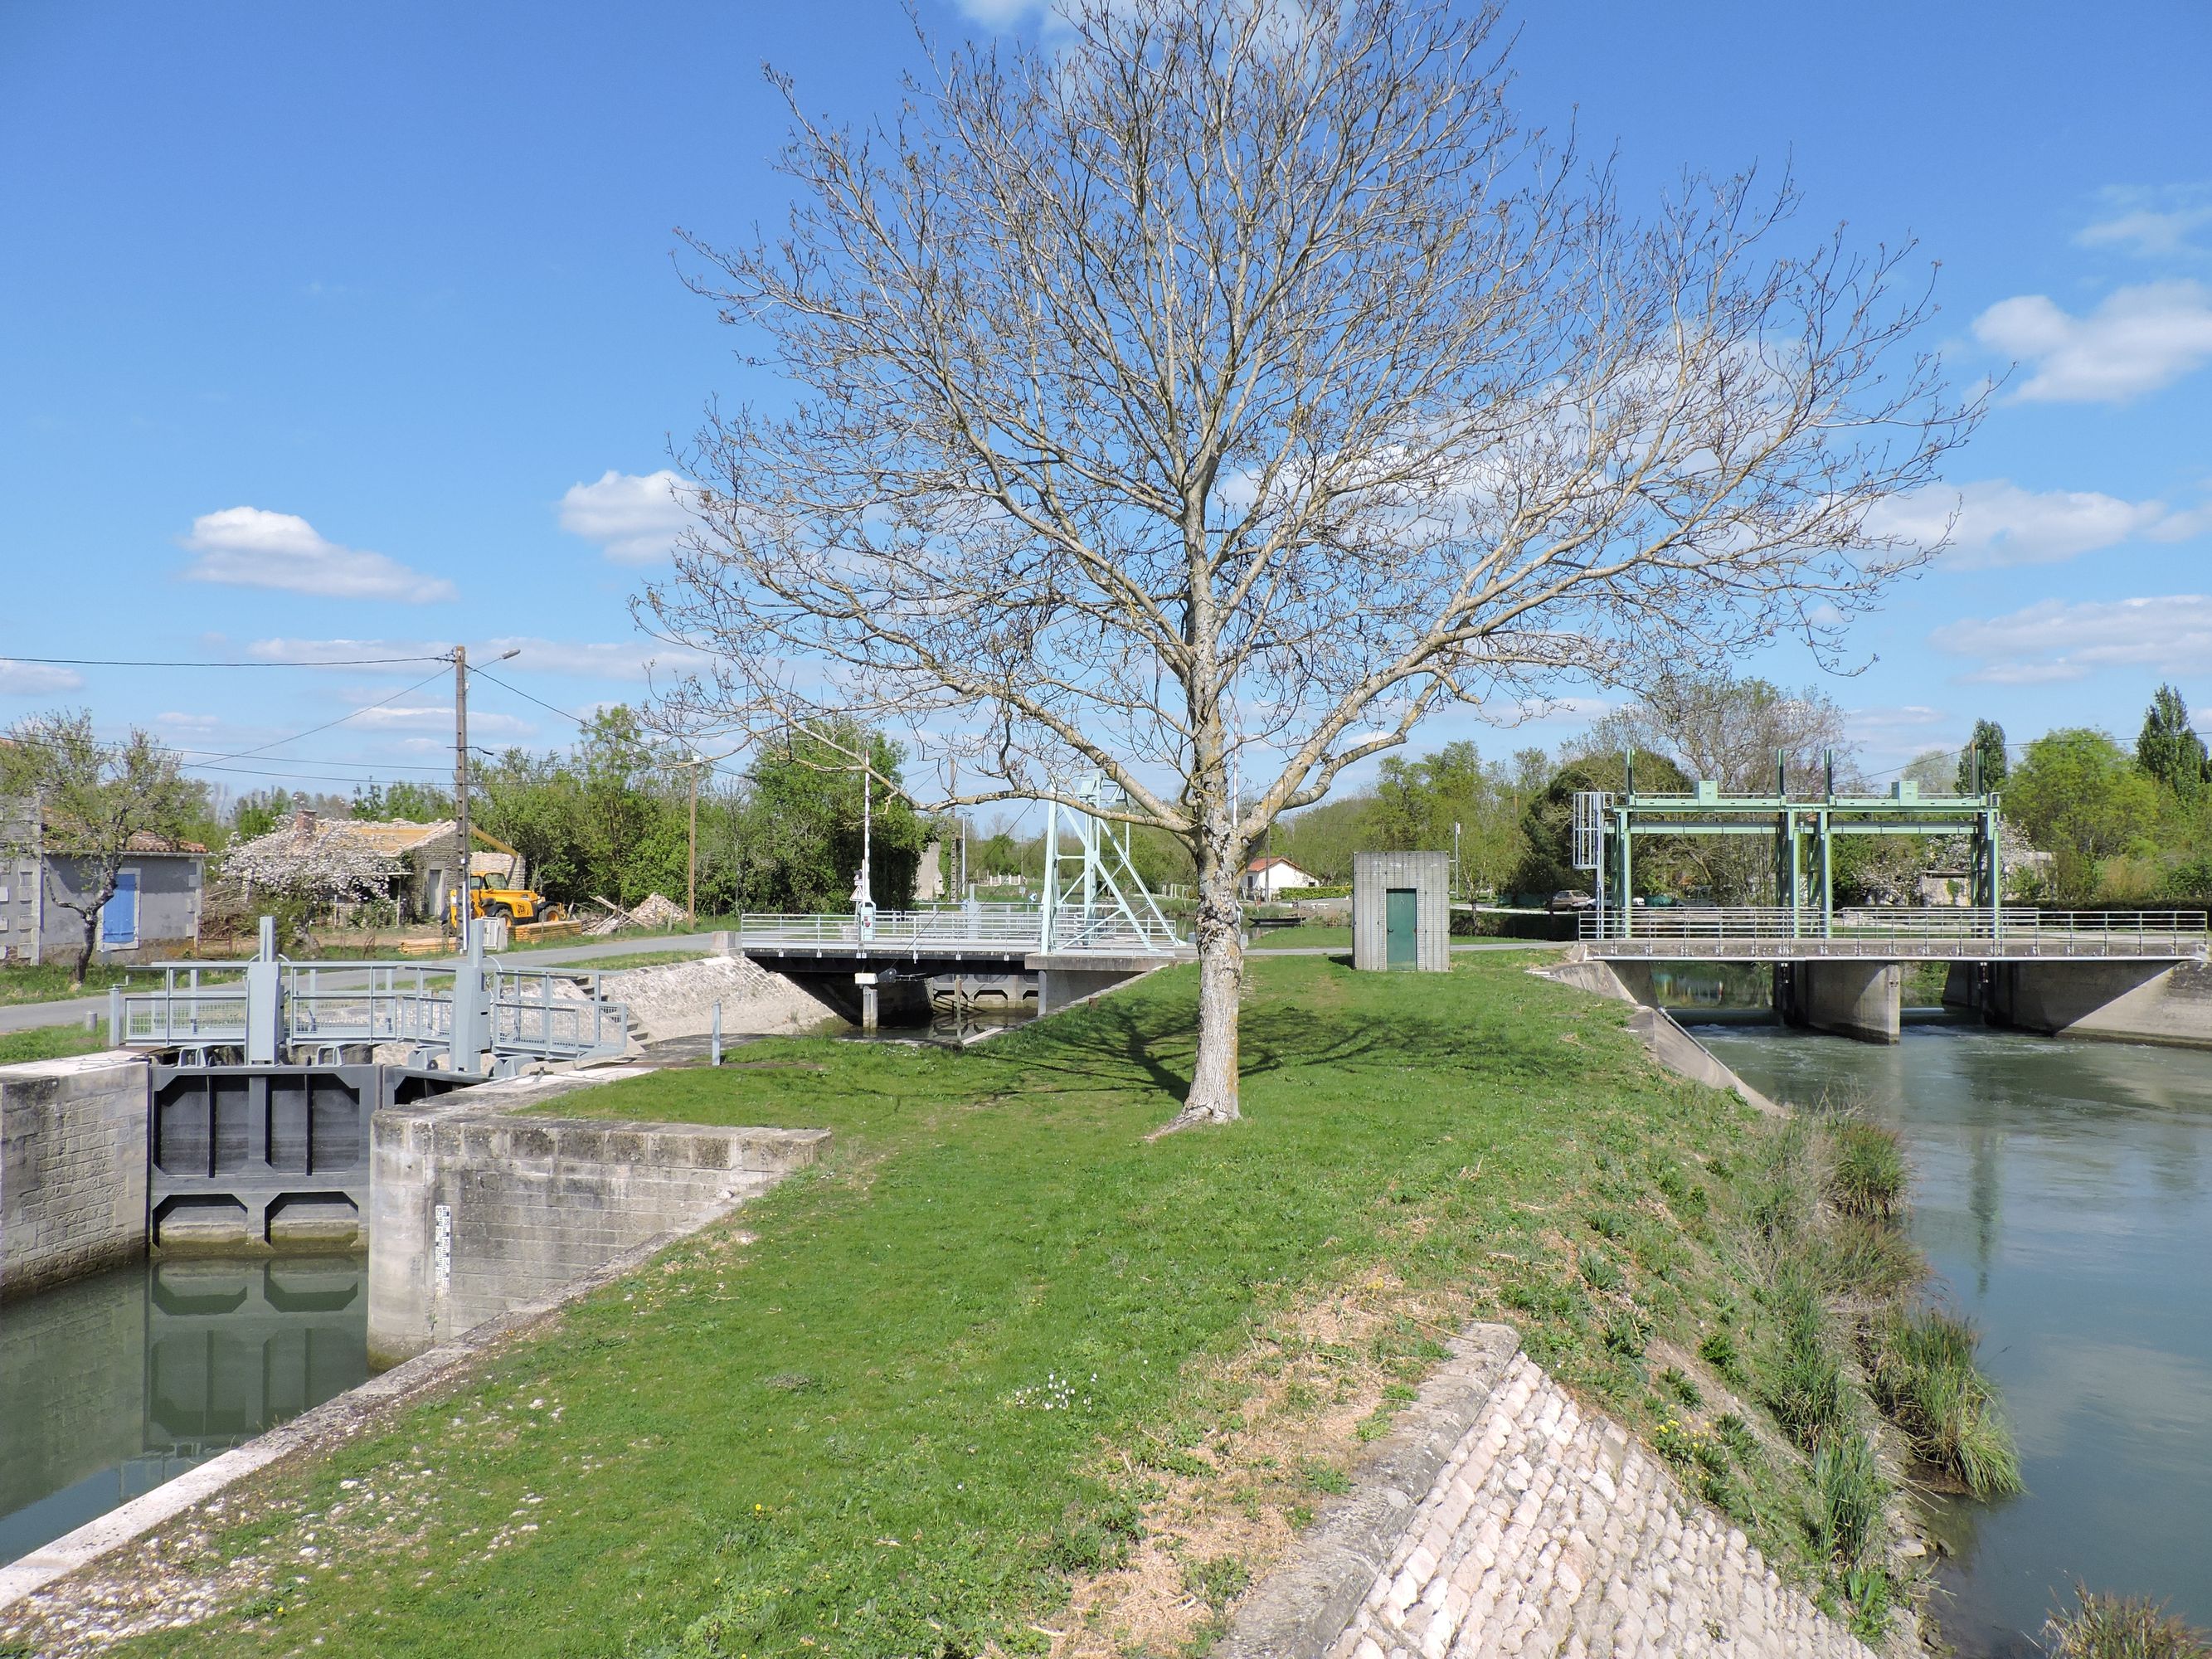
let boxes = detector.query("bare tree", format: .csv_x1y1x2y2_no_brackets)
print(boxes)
1580,671,1860,794
0,711,202,985
643,0,1976,1124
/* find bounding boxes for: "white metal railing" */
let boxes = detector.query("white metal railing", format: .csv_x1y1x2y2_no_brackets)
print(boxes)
733,905,1180,955
114,953,629,1066
1582,907,2208,944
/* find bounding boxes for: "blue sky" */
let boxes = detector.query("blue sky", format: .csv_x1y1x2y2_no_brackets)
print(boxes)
2,0,2207,815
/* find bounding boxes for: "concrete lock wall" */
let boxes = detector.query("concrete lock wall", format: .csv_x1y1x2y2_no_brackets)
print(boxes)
1777,961,1901,1044
367,1078,830,1365
1352,851,1451,972
0,1053,151,1301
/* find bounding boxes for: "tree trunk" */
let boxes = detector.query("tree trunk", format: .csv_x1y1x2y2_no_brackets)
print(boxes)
1172,835,1245,1126
71,916,97,988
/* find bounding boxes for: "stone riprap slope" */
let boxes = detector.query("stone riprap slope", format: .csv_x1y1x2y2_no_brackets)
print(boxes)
1223,1326,1874,1659
575,954,827,1042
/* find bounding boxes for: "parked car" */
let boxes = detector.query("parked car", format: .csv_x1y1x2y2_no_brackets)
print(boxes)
1546,890,1597,913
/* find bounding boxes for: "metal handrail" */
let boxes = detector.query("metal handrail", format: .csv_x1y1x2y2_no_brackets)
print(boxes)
1581,907,2208,941
733,907,1182,954
114,951,630,1065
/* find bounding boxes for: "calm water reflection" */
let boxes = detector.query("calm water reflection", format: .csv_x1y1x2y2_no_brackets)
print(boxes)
0,1255,370,1564
1693,1020,2212,1657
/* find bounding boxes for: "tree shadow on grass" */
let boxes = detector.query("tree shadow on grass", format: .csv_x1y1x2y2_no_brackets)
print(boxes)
983,972,1599,1112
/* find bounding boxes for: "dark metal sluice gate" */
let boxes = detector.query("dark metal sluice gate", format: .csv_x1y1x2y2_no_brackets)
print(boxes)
147,1063,474,1254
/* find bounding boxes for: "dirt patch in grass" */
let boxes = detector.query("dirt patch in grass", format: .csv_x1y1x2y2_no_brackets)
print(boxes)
1053,1270,1453,1657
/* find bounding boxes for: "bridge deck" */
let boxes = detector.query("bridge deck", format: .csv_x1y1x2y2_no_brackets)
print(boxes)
733,908,1182,961
1580,907,2208,964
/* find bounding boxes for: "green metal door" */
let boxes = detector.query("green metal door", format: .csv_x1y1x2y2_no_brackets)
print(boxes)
1386,888,1417,969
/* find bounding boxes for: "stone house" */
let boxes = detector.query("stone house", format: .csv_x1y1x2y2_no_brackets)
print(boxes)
0,799,207,965
343,820,523,922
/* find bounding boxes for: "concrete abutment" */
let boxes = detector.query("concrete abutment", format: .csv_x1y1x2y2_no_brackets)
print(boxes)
365,1072,829,1365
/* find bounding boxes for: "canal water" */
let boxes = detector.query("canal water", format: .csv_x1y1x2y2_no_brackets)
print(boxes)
0,1255,371,1566
1692,1017,2212,1657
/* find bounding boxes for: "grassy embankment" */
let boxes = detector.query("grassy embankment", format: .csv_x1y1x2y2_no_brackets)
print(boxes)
30,952,1994,1659
0,1023,110,1064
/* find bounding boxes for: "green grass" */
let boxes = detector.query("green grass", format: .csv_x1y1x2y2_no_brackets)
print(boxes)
0,1023,110,1064
47,955,1883,1658
0,961,142,1005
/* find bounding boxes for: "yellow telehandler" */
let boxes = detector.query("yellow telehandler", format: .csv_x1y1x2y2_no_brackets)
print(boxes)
444,829,564,927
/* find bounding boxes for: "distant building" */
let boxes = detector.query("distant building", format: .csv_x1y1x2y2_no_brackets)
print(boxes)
1243,855,1318,898
0,799,207,965
342,820,522,922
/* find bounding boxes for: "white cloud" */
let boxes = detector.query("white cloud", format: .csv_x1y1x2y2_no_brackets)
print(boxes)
245,635,702,681
181,508,458,602
1845,705,1953,758
154,712,225,733
2077,185,2212,260
348,705,533,737
0,659,85,694
1931,594,2212,684
1972,280,2212,402
557,470,698,564
1864,478,2209,567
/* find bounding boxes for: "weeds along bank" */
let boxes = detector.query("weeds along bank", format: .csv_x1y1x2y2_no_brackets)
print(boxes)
2,954,2001,1658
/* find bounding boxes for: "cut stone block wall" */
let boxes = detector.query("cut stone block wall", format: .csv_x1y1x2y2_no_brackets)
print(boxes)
1221,1325,1875,1659
367,1070,829,1365
0,1053,149,1301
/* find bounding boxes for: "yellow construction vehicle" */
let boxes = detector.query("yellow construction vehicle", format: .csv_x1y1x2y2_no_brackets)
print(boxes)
445,829,564,927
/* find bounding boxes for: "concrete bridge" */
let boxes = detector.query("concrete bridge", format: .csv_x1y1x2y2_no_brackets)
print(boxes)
732,906,1188,1026
1576,907,2211,1044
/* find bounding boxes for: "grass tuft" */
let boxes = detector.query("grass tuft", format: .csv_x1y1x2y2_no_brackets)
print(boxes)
1810,1434,1888,1570
1865,1307,2023,1498
1827,1122,1908,1219
2044,1588,2212,1659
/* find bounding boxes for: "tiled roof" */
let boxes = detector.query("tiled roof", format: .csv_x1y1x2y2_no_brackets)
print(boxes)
343,819,458,854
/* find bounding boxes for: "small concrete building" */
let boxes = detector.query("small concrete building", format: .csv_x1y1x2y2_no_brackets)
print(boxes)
1352,850,1450,971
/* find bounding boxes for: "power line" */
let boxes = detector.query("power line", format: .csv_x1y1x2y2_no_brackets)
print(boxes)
211,667,453,763
0,651,450,669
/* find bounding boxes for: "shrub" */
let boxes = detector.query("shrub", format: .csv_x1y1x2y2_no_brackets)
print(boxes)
1811,1434,1887,1569
1828,1122,1908,1219
2044,1588,2212,1659
1660,1366,1704,1410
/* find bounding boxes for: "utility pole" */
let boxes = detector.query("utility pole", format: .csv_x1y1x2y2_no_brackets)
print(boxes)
451,645,469,937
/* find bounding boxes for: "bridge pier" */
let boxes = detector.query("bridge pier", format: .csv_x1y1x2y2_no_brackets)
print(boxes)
1775,960,1902,1044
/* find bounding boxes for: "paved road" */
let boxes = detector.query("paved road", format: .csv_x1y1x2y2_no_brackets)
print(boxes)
0,932,728,1038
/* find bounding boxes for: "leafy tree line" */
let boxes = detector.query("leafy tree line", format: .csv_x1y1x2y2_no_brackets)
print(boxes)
455,710,936,914
1262,675,2212,910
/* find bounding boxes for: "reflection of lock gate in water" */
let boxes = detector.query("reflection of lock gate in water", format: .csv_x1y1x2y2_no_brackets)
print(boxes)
0,1257,369,1559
